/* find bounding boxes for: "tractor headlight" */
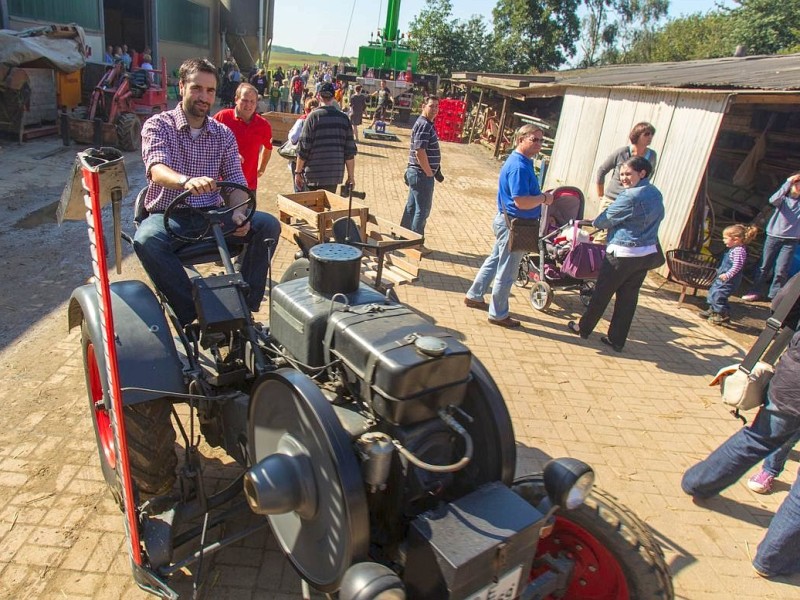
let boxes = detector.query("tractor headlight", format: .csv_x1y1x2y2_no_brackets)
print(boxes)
543,458,595,510
339,562,405,600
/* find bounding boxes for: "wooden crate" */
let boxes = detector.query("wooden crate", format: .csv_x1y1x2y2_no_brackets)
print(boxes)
278,197,423,288
277,190,369,243
263,111,298,143
360,215,423,287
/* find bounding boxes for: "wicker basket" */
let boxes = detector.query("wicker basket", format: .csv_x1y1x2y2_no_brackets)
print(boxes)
666,249,718,305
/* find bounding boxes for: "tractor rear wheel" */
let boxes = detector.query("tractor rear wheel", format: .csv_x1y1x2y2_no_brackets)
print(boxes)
514,475,674,599
115,112,142,152
82,323,177,506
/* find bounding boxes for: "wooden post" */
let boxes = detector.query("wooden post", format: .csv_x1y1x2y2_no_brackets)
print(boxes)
494,96,508,158
467,87,484,145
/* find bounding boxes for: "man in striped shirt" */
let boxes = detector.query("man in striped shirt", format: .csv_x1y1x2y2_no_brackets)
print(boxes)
294,82,356,193
401,96,440,252
133,57,280,326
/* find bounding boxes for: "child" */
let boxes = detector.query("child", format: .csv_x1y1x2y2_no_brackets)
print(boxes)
701,224,758,324
279,81,290,113
268,83,281,112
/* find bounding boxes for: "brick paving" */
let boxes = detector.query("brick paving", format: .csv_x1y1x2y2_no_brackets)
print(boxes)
0,122,799,599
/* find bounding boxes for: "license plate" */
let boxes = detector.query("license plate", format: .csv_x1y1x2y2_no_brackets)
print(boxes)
465,565,523,600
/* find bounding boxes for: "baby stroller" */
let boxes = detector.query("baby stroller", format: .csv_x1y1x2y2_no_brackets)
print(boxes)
515,186,606,310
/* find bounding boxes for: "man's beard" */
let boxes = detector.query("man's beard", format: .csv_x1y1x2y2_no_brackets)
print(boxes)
186,99,209,118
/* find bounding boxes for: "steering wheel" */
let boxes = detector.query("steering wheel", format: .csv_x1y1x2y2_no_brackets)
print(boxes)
163,180,256,243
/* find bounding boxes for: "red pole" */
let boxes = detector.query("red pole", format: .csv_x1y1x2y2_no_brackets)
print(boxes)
80,164,143,566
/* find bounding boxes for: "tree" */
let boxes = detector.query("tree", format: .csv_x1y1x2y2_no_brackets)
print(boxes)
408,0,495,76
625,0,800,64
724,0,800,56
491,0,581,73
452,16,498,73
626,12,732,63
578,0,616,67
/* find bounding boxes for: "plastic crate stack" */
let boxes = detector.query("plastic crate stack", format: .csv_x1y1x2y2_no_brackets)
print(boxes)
434,99,467,143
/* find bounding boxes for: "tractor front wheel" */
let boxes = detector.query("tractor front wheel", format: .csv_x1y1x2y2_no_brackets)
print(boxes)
82,323,177,506
515,475,674,599
115,112,142,152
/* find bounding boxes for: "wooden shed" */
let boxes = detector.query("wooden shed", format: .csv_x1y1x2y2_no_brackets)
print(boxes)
454,54,800,276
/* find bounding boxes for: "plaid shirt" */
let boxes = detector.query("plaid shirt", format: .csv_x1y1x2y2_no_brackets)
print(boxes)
141,105,247,212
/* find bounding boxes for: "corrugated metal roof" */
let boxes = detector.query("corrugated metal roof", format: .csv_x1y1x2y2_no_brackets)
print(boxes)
453,54,800,93
550,53,800,91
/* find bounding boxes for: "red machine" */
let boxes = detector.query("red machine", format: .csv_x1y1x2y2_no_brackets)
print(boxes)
66,58,169,151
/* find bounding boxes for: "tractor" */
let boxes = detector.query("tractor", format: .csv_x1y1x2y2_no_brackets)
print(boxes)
65,148,674,599
65,58,168,152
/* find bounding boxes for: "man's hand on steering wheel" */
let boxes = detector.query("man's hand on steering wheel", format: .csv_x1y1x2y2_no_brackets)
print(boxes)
183,176,218,195
164,181,256,243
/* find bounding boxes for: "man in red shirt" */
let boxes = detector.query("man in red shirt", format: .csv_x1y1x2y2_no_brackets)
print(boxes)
213,83,273,190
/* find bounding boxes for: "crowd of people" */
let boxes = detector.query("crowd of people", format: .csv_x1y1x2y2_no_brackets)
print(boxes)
104,43,153,72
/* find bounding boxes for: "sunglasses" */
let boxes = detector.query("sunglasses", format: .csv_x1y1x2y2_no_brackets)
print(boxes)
528,136,544,142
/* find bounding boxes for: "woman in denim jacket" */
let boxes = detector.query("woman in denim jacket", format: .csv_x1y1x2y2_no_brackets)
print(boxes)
568,156,665,352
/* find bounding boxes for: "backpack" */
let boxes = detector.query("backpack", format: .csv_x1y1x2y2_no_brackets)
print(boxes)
292,78,304,96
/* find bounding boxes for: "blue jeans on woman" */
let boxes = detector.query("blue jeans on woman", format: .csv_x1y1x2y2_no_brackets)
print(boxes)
748,235,798,300
466,213,526,321
681,397,800,576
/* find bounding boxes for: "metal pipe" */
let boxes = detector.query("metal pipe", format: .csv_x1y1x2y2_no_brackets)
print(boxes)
258,0,265,60
160,521,269,576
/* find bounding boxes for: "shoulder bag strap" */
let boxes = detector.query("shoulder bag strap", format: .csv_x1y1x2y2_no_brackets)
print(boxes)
499,198,512,228
741,273,800,371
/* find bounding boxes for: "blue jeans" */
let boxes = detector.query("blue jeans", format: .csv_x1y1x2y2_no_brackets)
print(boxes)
763,430,800,476
681,397,800,576
133,209,280,325
466,213,526,320
749,235,798,299
400,167,435,236
291,94,302,114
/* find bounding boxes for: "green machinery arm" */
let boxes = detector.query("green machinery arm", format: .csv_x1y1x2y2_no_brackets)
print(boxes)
384,0,401,43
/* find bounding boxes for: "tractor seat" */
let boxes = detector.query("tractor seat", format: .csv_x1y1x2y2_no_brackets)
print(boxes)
133,186,244,265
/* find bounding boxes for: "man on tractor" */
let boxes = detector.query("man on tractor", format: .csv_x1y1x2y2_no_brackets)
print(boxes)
133,57,281,326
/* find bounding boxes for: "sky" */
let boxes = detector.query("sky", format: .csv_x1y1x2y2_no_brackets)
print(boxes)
272,0,735,59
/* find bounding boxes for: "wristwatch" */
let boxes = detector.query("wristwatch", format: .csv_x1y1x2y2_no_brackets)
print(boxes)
178,175,190,188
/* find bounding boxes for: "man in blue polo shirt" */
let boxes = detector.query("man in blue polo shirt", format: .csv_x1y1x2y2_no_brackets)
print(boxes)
401,96,440,253
464,124,553,328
